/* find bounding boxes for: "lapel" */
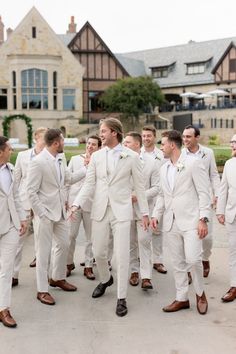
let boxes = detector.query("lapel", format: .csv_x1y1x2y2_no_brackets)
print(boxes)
0,163,13,195
107,147,128,184
43,150,59,186
172,158,186,192
162,161,172,192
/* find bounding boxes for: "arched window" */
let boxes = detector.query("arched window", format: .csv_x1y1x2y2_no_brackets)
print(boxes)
21,69,48,110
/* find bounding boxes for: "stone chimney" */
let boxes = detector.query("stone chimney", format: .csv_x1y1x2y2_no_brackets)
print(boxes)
7,27,13,39
0,16,4,45
67,16,77,34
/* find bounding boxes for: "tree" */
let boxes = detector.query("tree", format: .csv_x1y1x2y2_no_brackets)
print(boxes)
100,76,164,126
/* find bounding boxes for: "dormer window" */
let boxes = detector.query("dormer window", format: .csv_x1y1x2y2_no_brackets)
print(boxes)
187,62,205,75
151,66,168,78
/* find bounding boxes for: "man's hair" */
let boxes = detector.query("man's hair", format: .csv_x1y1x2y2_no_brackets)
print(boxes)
125,131,142,148
44,129,62,146
184,124,200,137
99,117,123,143
0,136,9,152
34,127,48,138
162,130,182,149
87,134,102,148
142,125,156,137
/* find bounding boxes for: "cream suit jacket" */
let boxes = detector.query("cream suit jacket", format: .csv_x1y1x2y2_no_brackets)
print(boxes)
27,149,86,221
216,157,236,223
73,146,149,221
0,163,26,234
152,156,211,232
14,148,34,210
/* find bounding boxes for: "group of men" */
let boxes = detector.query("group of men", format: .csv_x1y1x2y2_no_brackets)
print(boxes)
0,117,235,328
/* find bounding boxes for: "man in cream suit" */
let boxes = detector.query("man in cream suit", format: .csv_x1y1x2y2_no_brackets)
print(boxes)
27,129,86,306
151,130,211,315
12,127,47,286
124,131,159,290
182,125,220,278
0,136,27,328
71,118,149,317
217,134,236,303
67,135,102,280
141,126,168,275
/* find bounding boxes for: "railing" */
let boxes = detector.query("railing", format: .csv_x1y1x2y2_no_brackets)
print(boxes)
160,102,236,112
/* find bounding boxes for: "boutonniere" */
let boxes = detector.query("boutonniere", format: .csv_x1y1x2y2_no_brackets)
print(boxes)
120,152,128,159
155,155,161,160
201,152,206,159
176,161,185,172
7,163,14,173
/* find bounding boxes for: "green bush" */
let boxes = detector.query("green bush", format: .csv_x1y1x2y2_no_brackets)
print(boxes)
208,135,220,145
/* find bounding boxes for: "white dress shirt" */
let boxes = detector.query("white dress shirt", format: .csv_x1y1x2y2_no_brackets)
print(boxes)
106,144,123,175
0,164,12,194
166,161,177,191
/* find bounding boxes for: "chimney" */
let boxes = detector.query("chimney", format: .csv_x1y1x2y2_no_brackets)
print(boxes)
0,16,4,45
67,16,77,34
7,27,13,39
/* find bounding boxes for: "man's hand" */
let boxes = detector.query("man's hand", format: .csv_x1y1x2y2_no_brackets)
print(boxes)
217,214,225,225
131,195,138,204
19,221,27,236
141,215,149,231
198,220,208,239
67,205,79,221
150,218,158,231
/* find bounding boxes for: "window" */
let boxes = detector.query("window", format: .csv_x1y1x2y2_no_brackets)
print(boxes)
32,27,36,38
229,59,236,73
63,89,75,110
53,71,57,110
0,88,7,109
88,91,103,112
152,67,168,78
21,69,48,109
187,63,205,75
12,71,17,109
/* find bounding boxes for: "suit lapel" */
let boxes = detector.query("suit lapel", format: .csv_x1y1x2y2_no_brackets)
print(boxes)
44,152,59,186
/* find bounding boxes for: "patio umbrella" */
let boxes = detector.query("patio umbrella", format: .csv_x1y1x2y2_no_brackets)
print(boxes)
180,92,199,98
207,89,229,96
196,93,212,99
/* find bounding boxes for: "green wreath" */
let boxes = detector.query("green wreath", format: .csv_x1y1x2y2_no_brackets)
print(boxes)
2,114,33,148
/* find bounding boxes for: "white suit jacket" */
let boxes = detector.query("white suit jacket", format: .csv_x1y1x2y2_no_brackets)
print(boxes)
27,149,86,221
0,163,26,234
73,146,149,222
181,144,220,200
216,157,236,223
152,156,211,232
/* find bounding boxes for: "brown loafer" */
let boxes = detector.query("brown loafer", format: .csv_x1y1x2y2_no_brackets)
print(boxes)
66,263,75,277
153,263,167,274
196,292,208,315
0,309,17,328
202,261,210,278
49,279,77,291
29,257,36,268
221,287,236,302
141,279,153,290
129,272,139,286
12,278,19,287
163,300,190,312
37,292,55,305
84,267,95,280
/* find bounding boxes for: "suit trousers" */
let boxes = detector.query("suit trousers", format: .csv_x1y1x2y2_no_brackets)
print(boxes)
226,218,236,287
92,206,130,299
130,220,152,279
167,220,204,301
67,209,93,267
152,230,164,264
36,216,69,292
0,226,19,311
202,208,213,261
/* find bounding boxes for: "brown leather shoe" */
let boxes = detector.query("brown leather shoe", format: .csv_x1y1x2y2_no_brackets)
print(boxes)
153,263,167,274
37,292,55,305
29,257,36,268
188,272,192,285
141,279,153,290
221,287,236,302
163,300,190,312
129,272,139,286
12,278,19,287
66,263,75,277
202,261,210,278
196,292,208,314
49,279,77,291
84,267,95,280
0,309,17,328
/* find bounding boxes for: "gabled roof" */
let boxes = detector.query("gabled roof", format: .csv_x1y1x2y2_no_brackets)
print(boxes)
211,41,235,74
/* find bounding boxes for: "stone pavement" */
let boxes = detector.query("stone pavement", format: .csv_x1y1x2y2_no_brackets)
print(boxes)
1,216,236,354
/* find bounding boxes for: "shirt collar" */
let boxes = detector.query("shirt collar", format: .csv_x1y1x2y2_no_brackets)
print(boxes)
106,143,123,152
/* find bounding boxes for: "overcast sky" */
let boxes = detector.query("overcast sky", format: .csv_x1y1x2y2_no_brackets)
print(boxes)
1,0,236,53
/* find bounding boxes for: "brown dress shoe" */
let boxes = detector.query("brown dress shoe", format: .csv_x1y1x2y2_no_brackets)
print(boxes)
37,292,55,305
196,292,208,314
49,279,77,291
188,272,192,285
84,267,95,280
153,263,167,274
221,287,236,302
0,309,17,328
66,263,75,277
202,261,210,278
12,278,19,287
163,300,190,312
29,257,36,268
141,279,153,290
129,272,139,286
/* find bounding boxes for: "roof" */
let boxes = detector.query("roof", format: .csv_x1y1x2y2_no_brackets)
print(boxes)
118,37,236,88
58,33,76,46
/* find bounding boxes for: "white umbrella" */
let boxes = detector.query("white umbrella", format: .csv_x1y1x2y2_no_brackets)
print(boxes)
180,92,199,98
207,89,229,96
196,93,212,99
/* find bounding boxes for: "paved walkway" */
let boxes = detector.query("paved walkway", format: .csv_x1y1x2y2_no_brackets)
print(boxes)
1,216,236,354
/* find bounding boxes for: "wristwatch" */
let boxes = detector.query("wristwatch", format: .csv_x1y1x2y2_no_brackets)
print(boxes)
200,217,209,223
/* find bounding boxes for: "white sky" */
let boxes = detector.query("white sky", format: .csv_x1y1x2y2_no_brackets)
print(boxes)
1,0,236,53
